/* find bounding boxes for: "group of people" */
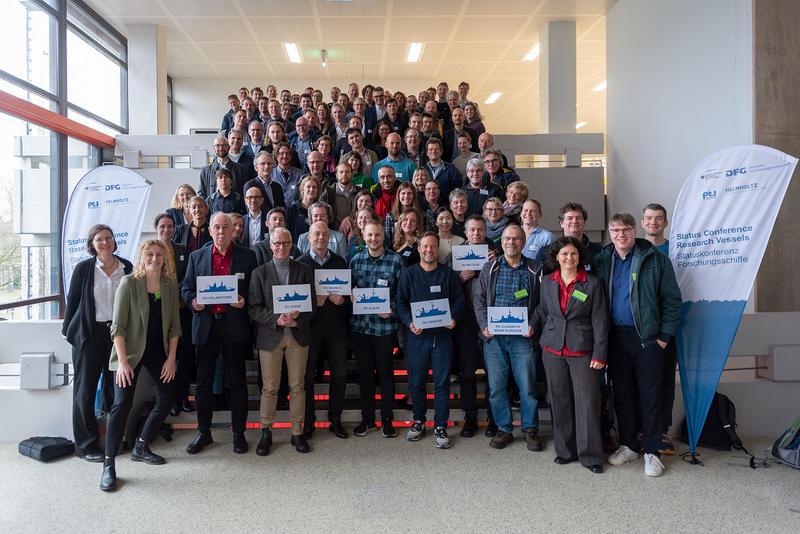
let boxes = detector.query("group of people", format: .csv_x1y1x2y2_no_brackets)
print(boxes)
61,81,682,493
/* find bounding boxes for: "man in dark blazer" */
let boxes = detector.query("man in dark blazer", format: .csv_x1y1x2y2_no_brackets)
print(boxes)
198,136,245,198
253,208,302,265
248,227,316,455
442,107,479,163
243,152,286,214
181,212,258,455
242,186,270,248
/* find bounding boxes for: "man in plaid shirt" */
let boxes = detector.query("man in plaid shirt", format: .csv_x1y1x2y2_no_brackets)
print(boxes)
349,221,404,438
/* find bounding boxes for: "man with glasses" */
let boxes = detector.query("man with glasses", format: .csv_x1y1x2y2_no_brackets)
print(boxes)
271,142,306,206
482,148,519,191
364,87,386,137
242,186,268,248
594,213,682,477
473,224,543,451
199,136,244,199
463,157,502,217
243,152,286,213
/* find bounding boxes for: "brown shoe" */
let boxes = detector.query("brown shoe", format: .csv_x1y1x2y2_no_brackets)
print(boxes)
525,429,543,451
489,431,514,449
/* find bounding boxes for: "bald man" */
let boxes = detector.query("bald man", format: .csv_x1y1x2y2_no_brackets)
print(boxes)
371,132,417,183
198,135,245,198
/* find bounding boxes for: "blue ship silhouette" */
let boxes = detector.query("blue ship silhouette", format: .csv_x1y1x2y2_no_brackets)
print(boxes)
199,282,235,293
319,276,348,285
415,306,448,318
456,248,486,261
490,311,526,324
277,291,308,302
357,291,387,304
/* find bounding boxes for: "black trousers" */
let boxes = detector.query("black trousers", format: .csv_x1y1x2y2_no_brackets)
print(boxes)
453,315,480,419
175,307,195,403
195,317,249,433
352,332,395,423
104,352,174,458
661,339,677,432
71,323,115,456
304,322,349,427
608,326,664,454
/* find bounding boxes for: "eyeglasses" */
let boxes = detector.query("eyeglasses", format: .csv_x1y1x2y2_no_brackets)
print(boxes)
272,241,291,247
484,159,499,164
245,195,262,200
484,207,502,212
609,227,635,235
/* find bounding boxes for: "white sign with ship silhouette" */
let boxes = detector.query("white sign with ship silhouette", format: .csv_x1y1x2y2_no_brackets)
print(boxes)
410,298,452,329
352,287,391,315
487,306,528,335
196,275,239,305
313,269,351,296
451,244,489,271
272,284,313,313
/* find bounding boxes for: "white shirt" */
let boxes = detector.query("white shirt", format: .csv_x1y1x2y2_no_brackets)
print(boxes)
93,257,125,322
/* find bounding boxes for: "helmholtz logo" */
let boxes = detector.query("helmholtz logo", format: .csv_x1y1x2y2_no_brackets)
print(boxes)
87,201,100,209
702,190,717,200
725,167,747,177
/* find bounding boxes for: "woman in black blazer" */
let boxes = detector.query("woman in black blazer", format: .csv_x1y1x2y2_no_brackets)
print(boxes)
165,183,197,227
533,236,609,474
62,224,133,462
172,196,211,253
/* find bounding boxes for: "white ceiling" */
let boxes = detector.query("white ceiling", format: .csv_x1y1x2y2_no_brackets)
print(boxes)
85,0,613,134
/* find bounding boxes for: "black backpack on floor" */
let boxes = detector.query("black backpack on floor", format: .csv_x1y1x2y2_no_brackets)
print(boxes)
680,392,742,451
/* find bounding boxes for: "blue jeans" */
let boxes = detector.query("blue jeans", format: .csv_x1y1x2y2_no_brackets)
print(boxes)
483,335,538,433
405,331,452,428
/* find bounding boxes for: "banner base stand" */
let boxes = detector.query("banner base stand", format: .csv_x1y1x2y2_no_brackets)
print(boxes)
680,451,704,466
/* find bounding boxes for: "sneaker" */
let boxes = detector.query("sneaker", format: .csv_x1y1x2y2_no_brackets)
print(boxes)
353,421,377,437
381,419,397,438
658,433,675,455
434,426,451,449
607,445,639,466
525,429,543,452
644,453,665,477
406,420,426,442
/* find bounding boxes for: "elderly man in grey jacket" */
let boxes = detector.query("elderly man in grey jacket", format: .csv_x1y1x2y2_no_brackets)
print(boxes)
249,227,316,455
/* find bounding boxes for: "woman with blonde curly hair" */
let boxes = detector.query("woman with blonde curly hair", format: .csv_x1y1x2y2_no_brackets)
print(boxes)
100,239,182,491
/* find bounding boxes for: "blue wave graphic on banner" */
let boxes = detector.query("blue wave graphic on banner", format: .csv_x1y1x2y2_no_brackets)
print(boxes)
677,299,747,451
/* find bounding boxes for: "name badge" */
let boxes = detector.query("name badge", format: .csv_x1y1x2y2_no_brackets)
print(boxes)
403,250,411,257
179,255,184,261
430,285,441,293
304,149,310,154
377,278,388,287
632,272,637,281
480,189,489,195
514,288,528,300
291,185,296,189
236,272,245,280
396,172,403,179
572,290,588,302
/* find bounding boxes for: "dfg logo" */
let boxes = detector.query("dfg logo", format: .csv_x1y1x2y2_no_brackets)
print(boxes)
725,168,747,177
87,201,100,209
702,190,717,200
105,184,121,191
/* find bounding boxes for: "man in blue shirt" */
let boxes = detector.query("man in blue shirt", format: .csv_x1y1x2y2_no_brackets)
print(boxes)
372,133,416,183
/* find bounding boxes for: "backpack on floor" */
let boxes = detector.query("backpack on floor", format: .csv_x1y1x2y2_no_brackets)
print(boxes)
18,437,75,462
771,415,800,470
680,392,741,451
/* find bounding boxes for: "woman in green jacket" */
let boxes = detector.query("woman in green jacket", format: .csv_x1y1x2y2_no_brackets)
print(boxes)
100,239,182,492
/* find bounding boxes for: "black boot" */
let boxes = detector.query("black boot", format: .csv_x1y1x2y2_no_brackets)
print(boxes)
131,438,166,465
100,457,117,492
256,428,272,456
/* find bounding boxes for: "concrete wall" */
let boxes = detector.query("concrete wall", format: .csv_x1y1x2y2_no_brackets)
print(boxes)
753,0,800,312
606,0,753,218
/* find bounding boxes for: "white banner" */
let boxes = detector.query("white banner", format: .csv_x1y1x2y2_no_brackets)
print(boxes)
62,166,152,300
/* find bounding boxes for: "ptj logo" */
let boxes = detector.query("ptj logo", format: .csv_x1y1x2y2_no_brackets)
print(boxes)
702,190,717,200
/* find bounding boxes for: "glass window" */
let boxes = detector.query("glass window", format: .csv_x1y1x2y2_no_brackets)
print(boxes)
67,1,126,62
0,78,58,112
0,112,59,320
0,1,58,97
67,29,124,128
67,108,123,138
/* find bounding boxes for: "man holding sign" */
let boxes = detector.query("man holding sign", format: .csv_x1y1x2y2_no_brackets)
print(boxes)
249,227,316,455
474,224,543,451
396,232,464,449
297,222,351,440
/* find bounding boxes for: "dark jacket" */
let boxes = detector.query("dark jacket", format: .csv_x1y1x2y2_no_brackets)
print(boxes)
198,158,245,199
169,242,189,285
532,271,609,363
538,234,603,276
442,127,479,162
241,212,270,248
253,240,302,265
473,256,543,341
425,161,464,206
248,258,316,350
296,251,351,328
396,263,465,338
242,177,286,213
483,169,520,191
62,256,134,351
593,239,682,346
464,179,502,217
166,207,187,227
173,222,212,253
180,243,257,345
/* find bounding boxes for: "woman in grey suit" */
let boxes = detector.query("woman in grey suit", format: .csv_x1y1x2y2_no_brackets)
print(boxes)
533,236,608,473
100,239,182,492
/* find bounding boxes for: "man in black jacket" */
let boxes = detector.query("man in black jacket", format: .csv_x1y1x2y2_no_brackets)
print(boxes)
396,232,465,449
181,212,257,455
297,222,351,441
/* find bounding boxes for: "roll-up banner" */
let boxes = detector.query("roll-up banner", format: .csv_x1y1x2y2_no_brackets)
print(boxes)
669,145,797,454
61,166,152,300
